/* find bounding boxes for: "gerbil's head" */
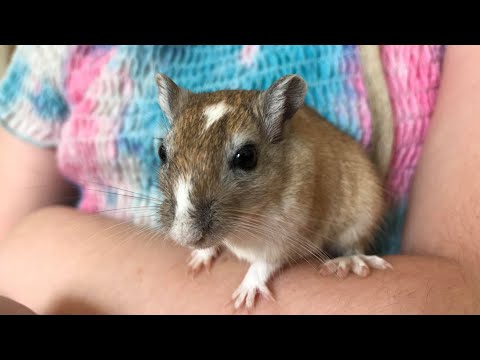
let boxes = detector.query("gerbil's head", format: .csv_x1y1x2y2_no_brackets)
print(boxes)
155,73,307,249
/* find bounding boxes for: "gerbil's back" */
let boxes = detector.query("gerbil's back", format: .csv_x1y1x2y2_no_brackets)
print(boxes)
285,105,386,247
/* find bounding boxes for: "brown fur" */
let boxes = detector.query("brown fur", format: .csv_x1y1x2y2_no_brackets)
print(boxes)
286,106,385,257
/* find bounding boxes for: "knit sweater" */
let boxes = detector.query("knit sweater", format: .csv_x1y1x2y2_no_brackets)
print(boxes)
0,45,445,254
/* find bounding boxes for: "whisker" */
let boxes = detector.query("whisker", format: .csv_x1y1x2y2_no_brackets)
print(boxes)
227,229,302,267
82,180,163,203
228,232,300,268
56,207,158,235
82,188,162,205
231,218,329,265
239,216,332,258
223,208,338,250
223,208,346,229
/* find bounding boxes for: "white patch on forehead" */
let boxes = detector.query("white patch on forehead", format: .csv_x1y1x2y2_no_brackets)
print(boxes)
203,101,231,130
170,175,194,242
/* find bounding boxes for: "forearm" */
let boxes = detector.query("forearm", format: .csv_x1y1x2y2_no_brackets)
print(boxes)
402,46,480,292
0,206,477,314
0,127,77,241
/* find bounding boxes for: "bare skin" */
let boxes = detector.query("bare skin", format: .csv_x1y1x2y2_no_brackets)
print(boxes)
0,206,476,314
401,45,480,295
1,45,480,314
0,128,77,242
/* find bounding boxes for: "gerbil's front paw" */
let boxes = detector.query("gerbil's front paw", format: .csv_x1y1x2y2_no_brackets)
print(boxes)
228,261,279,312
320,255,392,278
231,280,275,312
187,247,220,277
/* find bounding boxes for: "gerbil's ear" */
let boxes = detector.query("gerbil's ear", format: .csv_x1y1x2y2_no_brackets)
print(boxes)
260,74,307,143
155,73,190,124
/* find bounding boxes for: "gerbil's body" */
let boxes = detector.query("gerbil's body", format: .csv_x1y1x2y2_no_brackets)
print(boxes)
223,105,385,266
155,73,392,310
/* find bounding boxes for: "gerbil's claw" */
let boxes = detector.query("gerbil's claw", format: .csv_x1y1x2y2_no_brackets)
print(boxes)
229,261,279,313
187,247,219,277
231,281,275,312
320,255,392,278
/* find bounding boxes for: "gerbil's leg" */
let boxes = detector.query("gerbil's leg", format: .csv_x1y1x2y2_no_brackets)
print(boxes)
231,260,280,311
187,246,222,276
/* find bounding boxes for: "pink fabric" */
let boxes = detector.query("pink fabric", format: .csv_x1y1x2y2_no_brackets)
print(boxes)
240,45,260,67
60,46,116,213
381,45,444,201
353,64,372,147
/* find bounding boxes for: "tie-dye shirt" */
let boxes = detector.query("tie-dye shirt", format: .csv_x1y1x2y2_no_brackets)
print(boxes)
0,45,446,254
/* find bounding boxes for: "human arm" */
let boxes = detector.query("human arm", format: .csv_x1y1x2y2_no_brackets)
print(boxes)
0,128,77,241
0,46,76,241
401,45,480,296
0,206,475,314
0,46,78,311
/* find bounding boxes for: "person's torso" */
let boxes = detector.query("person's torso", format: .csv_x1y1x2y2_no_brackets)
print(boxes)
54,45,445,254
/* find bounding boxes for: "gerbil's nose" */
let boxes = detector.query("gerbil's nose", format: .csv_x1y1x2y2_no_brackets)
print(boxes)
194,200,214,234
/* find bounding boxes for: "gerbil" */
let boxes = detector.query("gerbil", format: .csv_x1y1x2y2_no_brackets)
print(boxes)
154,73,392,310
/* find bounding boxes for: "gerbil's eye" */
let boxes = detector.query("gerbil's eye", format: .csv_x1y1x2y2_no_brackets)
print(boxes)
158,143,167,163
232,144,257,171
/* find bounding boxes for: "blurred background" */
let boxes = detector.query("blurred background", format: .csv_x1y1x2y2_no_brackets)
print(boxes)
0,45,15,79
